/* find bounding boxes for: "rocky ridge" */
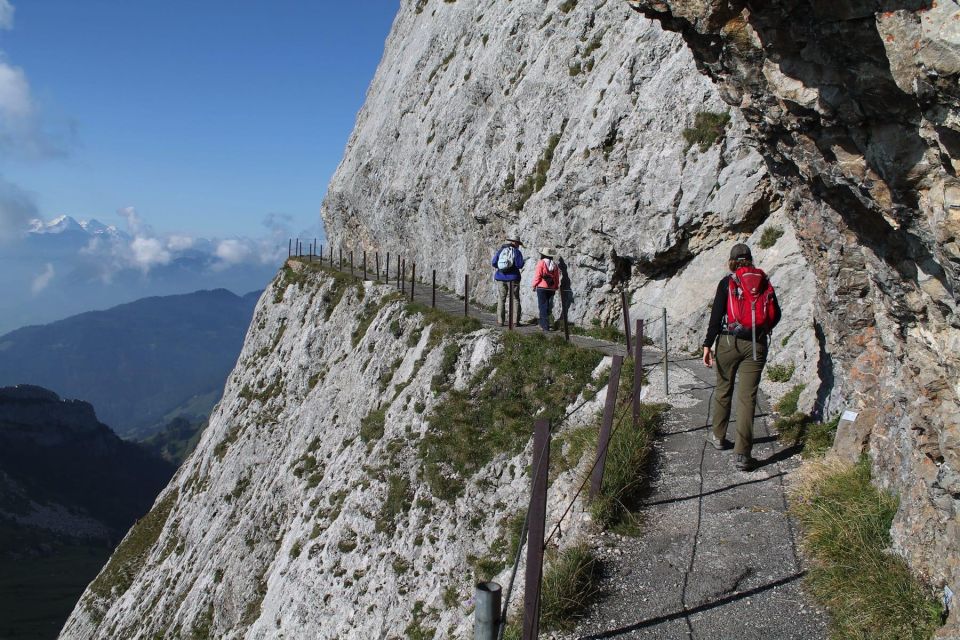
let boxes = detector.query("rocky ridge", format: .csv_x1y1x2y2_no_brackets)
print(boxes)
60,265,607,638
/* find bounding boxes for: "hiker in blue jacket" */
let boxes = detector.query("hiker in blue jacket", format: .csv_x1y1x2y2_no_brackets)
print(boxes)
491,237,525,326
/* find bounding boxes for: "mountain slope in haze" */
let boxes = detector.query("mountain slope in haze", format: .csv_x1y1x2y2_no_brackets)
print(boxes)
0,385,174,640
0,289,261,438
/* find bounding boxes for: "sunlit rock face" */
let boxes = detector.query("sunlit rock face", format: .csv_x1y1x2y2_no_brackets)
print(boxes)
625,0,960,633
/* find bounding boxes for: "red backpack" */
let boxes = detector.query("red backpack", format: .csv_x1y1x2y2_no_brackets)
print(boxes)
726,266,776,359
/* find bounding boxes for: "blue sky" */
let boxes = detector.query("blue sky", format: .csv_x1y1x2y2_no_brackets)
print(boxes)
0,0,399,239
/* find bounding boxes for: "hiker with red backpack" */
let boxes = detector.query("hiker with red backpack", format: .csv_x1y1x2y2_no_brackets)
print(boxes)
491,237,525,326
702,243,781,471
532,248,561,332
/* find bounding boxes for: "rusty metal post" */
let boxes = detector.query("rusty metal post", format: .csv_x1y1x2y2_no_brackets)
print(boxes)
288,239,291,258
591,355,624,501
350,251,354,276
432,270,437,308
411,263,416,301
464,274,469,317
320,245,324,262
562,290,570,342
376,252,381,281
363,251,367,280
508,282,514,330
522,419,551,640
339,248,343,269
401,259,406,293
397,254,401,289
633,319,644,428
621,288,632,354
308,241,312,262
385,252,390,282
662,307,669,396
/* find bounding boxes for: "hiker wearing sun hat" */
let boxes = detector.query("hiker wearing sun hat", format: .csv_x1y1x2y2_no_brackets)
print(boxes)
702,242,781,471
531,247,561,332
491,236,525,326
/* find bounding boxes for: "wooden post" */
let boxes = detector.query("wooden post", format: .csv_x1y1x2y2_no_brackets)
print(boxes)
350,251,354,276
591,355,623,501
633,319,644,428
662,308,669,396
410,263,416,301
320,245,324,262
432,270,437,308
401,259,406,293
396,255,401,289
385,252,390,282
464,274,469,317
621,288,632,354
376,252,380,281
508,282,514,330
288,239,291,258
522,419,551,640
363,251,367,280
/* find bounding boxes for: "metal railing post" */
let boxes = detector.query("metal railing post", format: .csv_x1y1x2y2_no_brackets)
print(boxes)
396,254,401,288
432,270,437,308
464,274,469,317
320,245,324,262
633,319,644,428
401,259,406,293
662,308,669,396
376,252,381,281
288,239,291,258
508,281,514,330
350,251,354,276
339,248,343,269
562,290,570,342
363,251,367,280
475,582,502,640
591,355,623,501
522,419,550,640
385,252,390,282
621,288,632,354
411,263,416,301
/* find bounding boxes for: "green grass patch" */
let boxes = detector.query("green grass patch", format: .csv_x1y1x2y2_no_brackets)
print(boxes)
376,473,412,533
767,362,796,383
776,384,805,416
682,111,731,152
360,408,387,444
570,317,626,343
790,458,943,639
512,123,567,211
758,225,784,249
420,331,603,500
591,401,666,532
540,545,601,631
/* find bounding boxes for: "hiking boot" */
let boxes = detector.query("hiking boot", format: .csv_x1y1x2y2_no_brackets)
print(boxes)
709,435,732,450
734,454,758,471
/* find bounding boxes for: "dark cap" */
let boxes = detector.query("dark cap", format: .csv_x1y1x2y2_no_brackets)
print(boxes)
506,237,524,246
730,243,752,260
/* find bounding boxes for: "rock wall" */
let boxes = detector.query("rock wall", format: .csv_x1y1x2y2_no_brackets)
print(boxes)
622,0,960,632
60,264,604,639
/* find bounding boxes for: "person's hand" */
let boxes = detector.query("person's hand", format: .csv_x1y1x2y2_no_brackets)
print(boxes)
702,346,713,368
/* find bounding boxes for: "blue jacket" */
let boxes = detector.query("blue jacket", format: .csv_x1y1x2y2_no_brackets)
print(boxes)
491,245,524,281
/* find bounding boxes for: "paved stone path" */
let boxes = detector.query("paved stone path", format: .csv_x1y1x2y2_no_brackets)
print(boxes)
295,256,827,638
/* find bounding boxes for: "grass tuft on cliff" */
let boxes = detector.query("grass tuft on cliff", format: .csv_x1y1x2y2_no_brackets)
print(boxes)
420,331,602,500
540,545,602,631
789,457,943,639
682,111,731,152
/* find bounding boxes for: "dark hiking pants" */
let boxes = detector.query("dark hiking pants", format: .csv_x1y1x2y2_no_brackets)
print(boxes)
536,289,555,331
712,334,767,456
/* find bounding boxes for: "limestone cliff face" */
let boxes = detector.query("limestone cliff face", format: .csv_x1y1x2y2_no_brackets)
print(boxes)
322,0,821,413
622,0,960,631
60,265,603,639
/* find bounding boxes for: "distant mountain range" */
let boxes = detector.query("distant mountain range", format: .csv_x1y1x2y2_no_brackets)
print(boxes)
0,385,174,640
0,288,261,438
0,214,286,334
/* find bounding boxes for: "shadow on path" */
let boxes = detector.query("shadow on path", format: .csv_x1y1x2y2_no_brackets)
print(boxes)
644,472,786,507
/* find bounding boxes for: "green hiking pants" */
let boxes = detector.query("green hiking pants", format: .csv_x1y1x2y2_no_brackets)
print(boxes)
712,334,768,455
497,280,521,324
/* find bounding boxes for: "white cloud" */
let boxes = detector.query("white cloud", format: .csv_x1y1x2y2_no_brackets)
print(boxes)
215,238,254,266
0,173,37,240
166,234,194,251
130,236,171,270
31,262,54,294
117,206,147,235
0,2,14,30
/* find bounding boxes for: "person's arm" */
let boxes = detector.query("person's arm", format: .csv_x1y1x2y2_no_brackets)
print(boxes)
491,249,500,269
515,250,525,270
702,278,727,367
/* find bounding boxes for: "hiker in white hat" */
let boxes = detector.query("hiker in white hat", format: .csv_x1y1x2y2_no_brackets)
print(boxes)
531,247,560,332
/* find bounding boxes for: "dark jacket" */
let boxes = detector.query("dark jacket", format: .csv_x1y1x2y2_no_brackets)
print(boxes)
703,274,782,348
491,245,525,281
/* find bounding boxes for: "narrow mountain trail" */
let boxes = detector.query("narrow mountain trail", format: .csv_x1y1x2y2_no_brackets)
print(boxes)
294,257,827,638
565,356,829,640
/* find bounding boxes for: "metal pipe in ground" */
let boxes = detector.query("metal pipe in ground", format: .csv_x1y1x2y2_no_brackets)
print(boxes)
474,582,501,640
662,308,669,396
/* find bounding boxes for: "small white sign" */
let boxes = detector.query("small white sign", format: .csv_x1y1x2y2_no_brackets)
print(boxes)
840,410,859,423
